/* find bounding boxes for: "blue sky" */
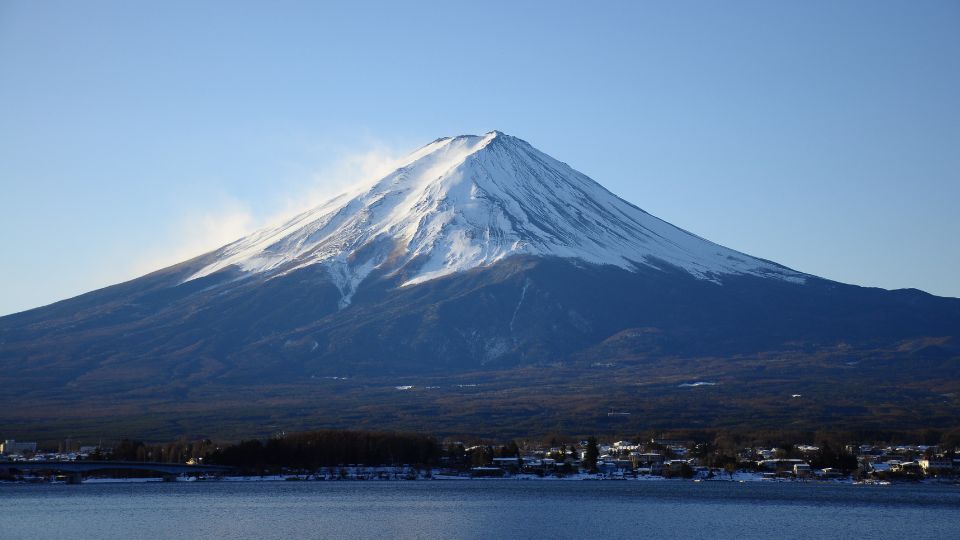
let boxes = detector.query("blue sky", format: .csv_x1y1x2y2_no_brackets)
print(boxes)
1,0,958,315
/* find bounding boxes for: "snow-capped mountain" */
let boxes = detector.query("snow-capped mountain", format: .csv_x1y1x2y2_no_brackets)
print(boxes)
189,131,802,307
2,130,958,440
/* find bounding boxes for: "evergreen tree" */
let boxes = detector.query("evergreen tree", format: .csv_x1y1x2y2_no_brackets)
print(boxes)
584,436,599,472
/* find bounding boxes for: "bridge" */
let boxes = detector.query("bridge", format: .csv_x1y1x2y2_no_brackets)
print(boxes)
2,460,236,484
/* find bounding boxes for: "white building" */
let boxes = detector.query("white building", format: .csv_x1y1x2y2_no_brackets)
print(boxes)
919,457,953,474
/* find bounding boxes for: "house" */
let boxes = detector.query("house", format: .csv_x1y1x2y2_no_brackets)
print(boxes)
663,460,692,476
594,459,634,477
597,461,618,475
470,467,505,477
491,457,521,473
636,464,663,476
854,444,878,455
890,461,922,475
818,467,845,479
919,457,953,475
793,463,812,478
631,453,664,467
757,459,807,472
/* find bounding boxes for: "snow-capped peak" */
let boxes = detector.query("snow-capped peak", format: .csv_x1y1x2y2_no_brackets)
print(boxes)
187,131,803,306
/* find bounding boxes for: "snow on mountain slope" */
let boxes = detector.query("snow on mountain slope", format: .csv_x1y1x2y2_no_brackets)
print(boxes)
188,131,804,306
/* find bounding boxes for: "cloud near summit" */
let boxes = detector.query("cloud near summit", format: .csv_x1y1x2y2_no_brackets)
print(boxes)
128,142,408,279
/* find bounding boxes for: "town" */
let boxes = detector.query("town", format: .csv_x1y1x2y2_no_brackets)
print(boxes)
2,432,959,484
442,437,959,483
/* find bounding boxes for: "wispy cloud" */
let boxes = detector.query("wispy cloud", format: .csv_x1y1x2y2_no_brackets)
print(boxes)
129,196,256,276
127,141,407,278
266,143,404,227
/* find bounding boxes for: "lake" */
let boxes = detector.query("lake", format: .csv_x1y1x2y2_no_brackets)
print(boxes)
2,480,959,539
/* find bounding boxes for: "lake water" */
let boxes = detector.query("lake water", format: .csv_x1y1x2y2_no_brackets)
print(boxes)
2,480,959,539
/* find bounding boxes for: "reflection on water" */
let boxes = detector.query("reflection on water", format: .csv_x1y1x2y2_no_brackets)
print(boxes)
2,480,959,539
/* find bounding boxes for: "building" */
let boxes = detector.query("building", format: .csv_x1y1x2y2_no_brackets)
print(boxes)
890,462,922,475
631,453,664,467
818,467,845,479
663,459,692,476
491,457,521,473
758,459,807,472
597,461,617,475
919,458,953,475
1,440,37,455
612,441,637,451
470,467,505,478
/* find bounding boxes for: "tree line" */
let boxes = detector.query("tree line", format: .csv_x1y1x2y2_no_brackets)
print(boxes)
204,430,440,471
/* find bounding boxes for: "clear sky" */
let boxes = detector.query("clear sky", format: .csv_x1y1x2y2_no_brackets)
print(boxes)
1,0,958,315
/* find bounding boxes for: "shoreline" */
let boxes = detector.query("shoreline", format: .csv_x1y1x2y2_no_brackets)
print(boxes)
3,471,957,487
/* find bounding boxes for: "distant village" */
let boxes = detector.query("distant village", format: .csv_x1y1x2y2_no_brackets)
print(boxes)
444,437,959,484
3,435,959,484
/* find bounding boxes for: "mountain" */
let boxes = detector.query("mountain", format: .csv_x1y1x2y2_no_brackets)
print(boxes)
1,131,958,440
187,131,802,300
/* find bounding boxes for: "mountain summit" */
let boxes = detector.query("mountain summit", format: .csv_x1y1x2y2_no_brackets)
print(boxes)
1,131,958,439
189,131,801,306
